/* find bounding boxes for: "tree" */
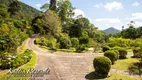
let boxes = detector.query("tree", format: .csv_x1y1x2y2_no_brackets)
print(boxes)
121,26,137,39
69,17,90,38
32,10,62,36
49,0,57,11
57,0,74,23
42,10,62,36
0,4,9,23
40,3,49,12
9,0,22,16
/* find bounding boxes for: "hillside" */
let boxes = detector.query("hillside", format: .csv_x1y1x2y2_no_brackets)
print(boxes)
0,0,41,20
103,27,120,34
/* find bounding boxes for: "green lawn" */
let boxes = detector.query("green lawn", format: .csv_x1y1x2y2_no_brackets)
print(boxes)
17,40,27,54
0,51,37,80
105,73,141,80
112,57,139,70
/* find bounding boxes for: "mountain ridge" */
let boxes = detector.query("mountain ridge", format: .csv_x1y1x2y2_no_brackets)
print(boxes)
103,27,120,34
0,0,41,20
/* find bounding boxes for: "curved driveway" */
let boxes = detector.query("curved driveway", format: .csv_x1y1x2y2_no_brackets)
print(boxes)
26,37,134,80
26,37,101,80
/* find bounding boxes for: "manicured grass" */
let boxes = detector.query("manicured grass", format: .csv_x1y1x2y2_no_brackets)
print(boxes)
17,40,27,54
0,51,37,80
112,57,139,70
105,73,141,80
19,50,37,70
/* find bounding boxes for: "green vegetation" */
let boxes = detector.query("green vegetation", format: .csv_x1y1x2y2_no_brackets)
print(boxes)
104,50,118,64
93,56,111,78
0,49,33,69
17,40,26,54
0,50,37,80
1,0,142,79
105,73,141,80
102,46,110,52
118,48,128,59
112,57,138,70
71,38,79,48
0,0,40,20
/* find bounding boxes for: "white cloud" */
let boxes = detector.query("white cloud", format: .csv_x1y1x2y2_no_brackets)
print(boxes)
126,21,142,28
106,24,110,26
126,12,142,20
73,9,85,18
36,4,42,7
94,3,103,8
135,21,142,27
104,1,123,11
95,18,121,23
132,2,140,7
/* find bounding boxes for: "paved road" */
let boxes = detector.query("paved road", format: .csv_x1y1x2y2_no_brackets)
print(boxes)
26,37,136,80
26,37,103,80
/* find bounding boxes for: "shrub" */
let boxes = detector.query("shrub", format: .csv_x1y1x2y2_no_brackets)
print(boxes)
79,36,90,47
76,44,86,53
102,46,110,52
133,47,140,58
104,50,118,64
128,62,142,75
47,38,57,50
113,50,119,60
71,38,79,48
107,43,115,47
0,49,32,69
112,46,121,50
118,48,127,59
93,56,111,78
59,37,71,49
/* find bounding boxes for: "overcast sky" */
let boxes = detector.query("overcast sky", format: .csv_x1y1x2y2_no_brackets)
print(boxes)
21,0,142,30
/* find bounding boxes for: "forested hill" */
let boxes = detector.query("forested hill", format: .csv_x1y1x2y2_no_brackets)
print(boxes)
103,27,120,34
0,0,41,20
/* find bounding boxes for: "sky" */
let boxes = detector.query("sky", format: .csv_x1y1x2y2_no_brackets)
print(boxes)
20,0,142,30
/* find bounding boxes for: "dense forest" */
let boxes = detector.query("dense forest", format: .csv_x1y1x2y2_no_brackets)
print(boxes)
0,0,142,79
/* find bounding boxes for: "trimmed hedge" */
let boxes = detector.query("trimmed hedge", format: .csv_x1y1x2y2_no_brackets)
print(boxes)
133,47,140,58
104,50,118,64
93,56,111,78
118,48,127,59
102,46,110,52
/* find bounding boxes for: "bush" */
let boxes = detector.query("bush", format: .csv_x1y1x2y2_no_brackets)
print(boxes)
79,36,90,47
71,38,79,48
76,44,86,53
47,38,57,50
107,43,115,47
128,62,142,75
112,46,121,50
59,37,71,49
113,50,119,60
93,56,111,78
104,50,118,64
133,47,141,58
118,48,127,59
0,49,32,69
102,46,110,52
